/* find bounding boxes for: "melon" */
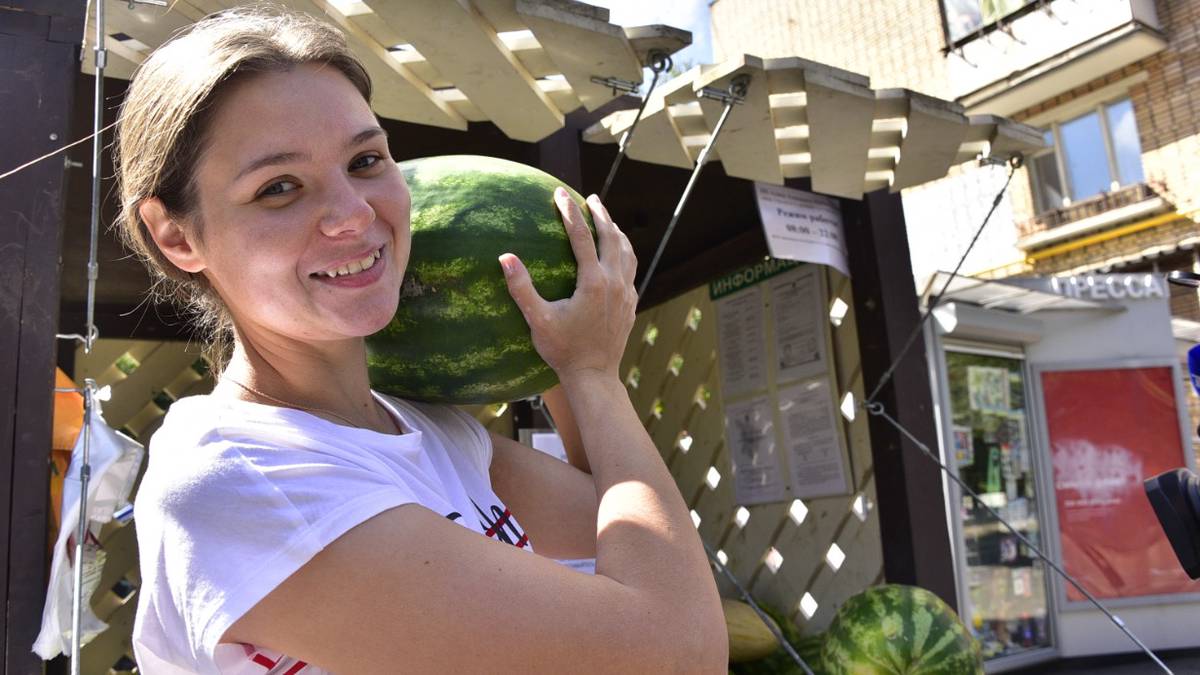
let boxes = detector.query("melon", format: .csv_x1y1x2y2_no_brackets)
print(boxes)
819,585,983,675
366,155,594,404
724,598,781,663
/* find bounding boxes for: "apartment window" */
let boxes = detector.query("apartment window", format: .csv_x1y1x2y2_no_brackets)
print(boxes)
942,0,1035,43
1029,98,1146,214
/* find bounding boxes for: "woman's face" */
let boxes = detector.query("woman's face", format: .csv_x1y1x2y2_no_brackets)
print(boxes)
186,63,410,345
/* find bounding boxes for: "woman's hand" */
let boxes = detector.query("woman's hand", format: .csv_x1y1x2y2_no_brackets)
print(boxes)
499,188,637,382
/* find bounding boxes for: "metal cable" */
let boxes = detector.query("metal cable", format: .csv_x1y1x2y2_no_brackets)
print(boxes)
599,52,672,203
636,76,749,299
703,542,816,674
69,1,106,670
864,156,1020,405
864,402,1174,674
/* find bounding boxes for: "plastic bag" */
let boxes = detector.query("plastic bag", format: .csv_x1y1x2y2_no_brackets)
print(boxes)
33,398,145,660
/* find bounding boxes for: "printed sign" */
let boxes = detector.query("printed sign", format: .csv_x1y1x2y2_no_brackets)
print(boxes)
753,183,850,277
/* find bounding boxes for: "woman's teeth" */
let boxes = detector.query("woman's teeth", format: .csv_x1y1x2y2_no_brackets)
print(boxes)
319,248,381,278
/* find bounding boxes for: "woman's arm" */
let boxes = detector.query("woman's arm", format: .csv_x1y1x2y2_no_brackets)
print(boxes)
223,190,726,673
540,383,589,474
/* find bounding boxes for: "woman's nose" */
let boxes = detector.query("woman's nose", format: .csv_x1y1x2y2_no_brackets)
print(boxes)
317,177,375,237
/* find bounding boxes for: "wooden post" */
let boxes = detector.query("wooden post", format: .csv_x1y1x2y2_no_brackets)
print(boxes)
843,189,959,611
0,1,87,670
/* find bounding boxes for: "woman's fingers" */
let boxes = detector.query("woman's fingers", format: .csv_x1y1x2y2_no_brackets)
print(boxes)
555,188,600,284
499,254,549,331
586,194,637,285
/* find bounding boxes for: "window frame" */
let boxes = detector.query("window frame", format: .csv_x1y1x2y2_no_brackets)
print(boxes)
1029,96,1143,214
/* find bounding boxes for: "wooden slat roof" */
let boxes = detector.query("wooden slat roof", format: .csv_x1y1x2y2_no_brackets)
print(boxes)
83,0,1041,198
583,55,1046,199
82,0,690,141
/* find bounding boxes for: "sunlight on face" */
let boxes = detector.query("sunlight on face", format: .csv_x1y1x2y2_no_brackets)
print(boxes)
189,64,411,345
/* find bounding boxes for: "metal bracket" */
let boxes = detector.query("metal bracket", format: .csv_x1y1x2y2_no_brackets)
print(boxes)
589,75,640,96
696,74,750,106
996,21,1026,45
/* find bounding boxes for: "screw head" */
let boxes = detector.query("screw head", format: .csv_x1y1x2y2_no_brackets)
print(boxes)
49,133,59,141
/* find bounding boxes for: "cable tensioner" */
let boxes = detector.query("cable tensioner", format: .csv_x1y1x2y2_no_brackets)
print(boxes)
697,74,751,106
590,50,673,96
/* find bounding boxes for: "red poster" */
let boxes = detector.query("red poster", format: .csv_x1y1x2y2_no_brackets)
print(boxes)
1042,367,1194,601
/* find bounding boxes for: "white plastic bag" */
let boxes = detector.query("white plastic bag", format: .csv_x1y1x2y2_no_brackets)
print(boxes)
33,399,145,660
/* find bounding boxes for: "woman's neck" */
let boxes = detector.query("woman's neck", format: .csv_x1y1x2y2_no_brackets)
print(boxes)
215,332,399,434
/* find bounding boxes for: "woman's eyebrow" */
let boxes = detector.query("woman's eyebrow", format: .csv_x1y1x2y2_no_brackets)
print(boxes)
350,126,387,147
234,127,389,182
235,151,308,182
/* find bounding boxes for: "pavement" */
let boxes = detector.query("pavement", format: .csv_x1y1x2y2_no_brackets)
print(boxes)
1011,649,1200,674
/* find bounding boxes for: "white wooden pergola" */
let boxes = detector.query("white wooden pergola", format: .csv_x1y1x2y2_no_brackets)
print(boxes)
582,55,1045,199
85,0,1042,199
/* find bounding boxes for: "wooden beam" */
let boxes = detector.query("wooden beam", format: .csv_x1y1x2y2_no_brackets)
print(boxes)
842,189,959,612
690,55,782,185
364,0,562,142
0,3,85,670
517,0,644,113
884,89,970,191
256,0,468,130
597,68,697,170
805,68,875,199
623,24,691,67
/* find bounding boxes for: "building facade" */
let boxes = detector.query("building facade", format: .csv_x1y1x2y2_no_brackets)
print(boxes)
709,0,1200,669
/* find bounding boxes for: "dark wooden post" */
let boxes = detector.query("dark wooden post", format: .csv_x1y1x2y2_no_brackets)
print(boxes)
0,1,87,671
843,189,959,611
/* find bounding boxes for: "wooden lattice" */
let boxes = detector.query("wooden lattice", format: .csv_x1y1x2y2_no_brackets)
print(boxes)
620,267,883,632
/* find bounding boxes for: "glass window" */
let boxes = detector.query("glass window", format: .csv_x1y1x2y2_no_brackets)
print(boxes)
1059,111,1113,202
1028,97,1146,215
1105,99,1145,186
1030,132,1065,213
942,0,1034,43
946,351,1052,661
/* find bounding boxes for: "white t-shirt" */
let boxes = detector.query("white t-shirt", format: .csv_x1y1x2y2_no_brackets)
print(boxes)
131,392,531,674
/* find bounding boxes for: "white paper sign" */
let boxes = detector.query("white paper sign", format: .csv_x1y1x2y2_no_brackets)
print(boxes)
770,267,826,384
754,182,850,277
725,396,788,505
779,379,849,499
715,286,769,399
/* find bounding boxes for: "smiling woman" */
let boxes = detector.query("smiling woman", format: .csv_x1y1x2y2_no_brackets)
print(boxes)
115,5,725,675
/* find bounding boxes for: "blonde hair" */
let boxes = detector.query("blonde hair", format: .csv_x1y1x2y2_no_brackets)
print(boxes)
114,5,372,370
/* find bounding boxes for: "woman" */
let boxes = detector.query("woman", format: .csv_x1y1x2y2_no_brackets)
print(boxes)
117,6,725,674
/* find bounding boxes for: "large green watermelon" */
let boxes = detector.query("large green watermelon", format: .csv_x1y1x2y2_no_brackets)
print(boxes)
366,155,594,404
819,585,982,675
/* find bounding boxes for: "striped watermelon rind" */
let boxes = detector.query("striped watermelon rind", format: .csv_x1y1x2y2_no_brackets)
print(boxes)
819,585,983,675
366,155,594,404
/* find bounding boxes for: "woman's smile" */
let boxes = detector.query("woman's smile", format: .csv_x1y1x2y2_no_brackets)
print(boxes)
310,244,386,288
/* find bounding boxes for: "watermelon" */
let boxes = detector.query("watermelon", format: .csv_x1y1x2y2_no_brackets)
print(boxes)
366,155,594,404
819,585,982,675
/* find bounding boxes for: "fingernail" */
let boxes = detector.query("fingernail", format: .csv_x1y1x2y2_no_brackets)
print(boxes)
555,186,567,200
499,255,513,276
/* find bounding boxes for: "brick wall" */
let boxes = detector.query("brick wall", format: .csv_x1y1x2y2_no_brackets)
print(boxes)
708,0,952,98
709,0,1200,289
1009,0,1200,224
1028,218,1198,277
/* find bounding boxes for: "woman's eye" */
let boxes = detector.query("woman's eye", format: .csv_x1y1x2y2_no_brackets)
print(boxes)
351,154,383,171
258,180,298,198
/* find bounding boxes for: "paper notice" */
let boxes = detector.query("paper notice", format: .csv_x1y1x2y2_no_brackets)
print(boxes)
753,182,850,277
770,267,825,384
779,379,849,499
725,396,787,505
715,286,769,400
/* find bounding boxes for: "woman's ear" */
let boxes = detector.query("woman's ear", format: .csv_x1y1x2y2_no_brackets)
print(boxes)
138,197,206,274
